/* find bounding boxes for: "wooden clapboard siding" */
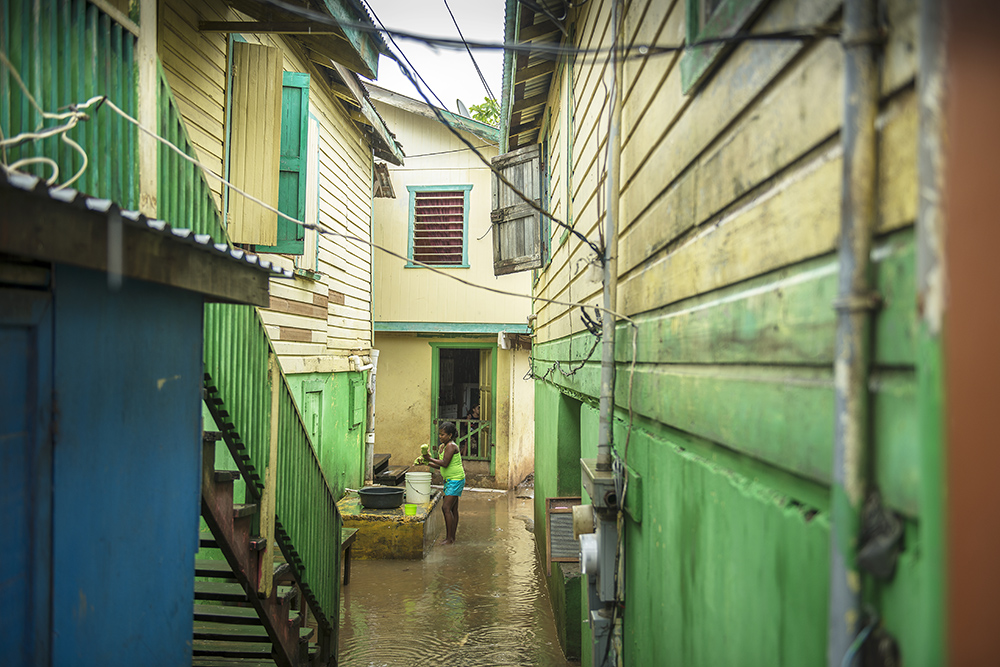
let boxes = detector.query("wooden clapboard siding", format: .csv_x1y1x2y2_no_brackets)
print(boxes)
527,0,931,662
160,0,378,373
531,0,921,499
370,101,532,327
158,0,230,207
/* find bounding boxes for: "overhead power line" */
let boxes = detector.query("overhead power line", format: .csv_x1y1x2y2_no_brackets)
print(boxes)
442,0,497,103
260,0,839,62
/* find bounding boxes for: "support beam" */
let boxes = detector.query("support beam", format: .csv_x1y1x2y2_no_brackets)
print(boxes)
200,21,340,34
513,60,557,86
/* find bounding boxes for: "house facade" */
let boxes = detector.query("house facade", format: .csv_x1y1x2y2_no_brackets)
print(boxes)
1,0,400,662
499,0,955,664
158,0,404,495
369,84,535,489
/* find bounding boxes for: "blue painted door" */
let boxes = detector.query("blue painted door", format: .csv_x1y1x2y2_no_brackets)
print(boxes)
0,288,53,666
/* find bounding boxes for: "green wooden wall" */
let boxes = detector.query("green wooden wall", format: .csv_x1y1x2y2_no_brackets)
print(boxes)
1,0,138,206
284,370,368,496
533,381,584,659
533,228,935,665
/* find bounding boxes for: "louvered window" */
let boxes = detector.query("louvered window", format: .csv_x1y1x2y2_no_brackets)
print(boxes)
407,185,472,267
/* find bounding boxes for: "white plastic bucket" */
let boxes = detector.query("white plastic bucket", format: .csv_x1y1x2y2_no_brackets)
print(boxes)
405,471,432,504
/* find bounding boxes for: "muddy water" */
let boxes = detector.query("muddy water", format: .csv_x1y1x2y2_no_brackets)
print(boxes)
338,489,577,667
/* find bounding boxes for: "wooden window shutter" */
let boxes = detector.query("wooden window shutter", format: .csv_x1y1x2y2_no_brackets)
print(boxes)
227,42,282,245
491,143,544,275
259,72,310,255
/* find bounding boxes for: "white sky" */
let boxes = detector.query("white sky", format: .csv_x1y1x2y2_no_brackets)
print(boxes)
360,0,506,114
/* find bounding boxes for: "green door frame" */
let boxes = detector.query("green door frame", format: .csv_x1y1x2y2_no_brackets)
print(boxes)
429,341,498,475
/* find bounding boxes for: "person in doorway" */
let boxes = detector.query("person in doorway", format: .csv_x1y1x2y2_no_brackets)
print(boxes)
461,404,481,456
423,421,465,544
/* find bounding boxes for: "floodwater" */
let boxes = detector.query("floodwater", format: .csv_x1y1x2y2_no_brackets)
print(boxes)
338,487,578,667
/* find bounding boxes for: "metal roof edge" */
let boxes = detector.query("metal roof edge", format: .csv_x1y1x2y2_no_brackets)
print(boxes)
0,171,290,306
499,0,519,152
365,83,500,145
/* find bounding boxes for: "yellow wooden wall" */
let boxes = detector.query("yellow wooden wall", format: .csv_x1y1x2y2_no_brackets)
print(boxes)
371,102,533,326
371,334,532,489
159,0,377,374
536,0,918,338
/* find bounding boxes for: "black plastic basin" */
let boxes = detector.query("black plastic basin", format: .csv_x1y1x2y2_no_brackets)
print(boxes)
358,486,405,509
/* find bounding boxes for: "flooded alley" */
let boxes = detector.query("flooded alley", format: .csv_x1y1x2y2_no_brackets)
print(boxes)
338,488,577,667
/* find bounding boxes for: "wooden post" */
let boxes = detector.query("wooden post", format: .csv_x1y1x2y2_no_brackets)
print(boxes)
137,0,157,217
258,353,280,597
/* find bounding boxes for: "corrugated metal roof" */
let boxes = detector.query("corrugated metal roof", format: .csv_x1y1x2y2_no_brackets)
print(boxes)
500,0,565,151
1,169,294,280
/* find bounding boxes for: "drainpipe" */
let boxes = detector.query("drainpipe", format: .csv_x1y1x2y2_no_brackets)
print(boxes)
365,349,380,483
828,0,880,664
597,0,622,473
915,0,945,660
351,352,379,482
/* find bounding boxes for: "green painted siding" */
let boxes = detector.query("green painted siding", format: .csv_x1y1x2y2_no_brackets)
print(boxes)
284,371,367,497
620,422,829,666
532,221,929,664
1,0,138,208
157,64,223,239
533,381,584,660
521,0,937,663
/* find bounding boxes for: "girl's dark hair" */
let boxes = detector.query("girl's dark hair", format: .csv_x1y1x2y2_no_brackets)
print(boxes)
438,421,459,439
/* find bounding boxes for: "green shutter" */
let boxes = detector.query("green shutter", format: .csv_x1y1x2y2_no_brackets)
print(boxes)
260,71,309,254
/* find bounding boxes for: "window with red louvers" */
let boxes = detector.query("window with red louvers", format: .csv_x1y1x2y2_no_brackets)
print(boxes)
411,189,466,266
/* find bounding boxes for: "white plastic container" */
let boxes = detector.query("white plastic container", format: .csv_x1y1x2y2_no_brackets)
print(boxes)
405,471,432,504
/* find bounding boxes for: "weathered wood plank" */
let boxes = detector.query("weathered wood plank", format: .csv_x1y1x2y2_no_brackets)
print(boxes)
607,230,916,367
536,351,919,517
618,102,917,315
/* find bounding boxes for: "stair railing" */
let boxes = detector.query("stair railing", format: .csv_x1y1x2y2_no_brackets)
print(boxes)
203,303,341,648
158,60,341,654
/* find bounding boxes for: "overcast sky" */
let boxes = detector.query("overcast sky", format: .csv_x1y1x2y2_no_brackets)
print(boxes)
360,0,506,114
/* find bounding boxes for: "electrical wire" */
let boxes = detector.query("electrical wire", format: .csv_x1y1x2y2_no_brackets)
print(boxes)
261,0,838,264
442,0,497,102
401,143,497,158
0,51,96,189
260,0,839,62
77,94,636,324
359,0,449,111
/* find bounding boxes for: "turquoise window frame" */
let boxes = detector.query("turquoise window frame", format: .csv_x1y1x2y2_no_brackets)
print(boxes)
681,0,767,94
405,184,473,268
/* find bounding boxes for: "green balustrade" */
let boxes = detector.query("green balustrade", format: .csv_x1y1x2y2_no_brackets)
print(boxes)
1,0,137,206
204,302,341,633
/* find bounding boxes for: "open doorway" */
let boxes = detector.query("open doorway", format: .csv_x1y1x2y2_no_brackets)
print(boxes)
433,345,492,463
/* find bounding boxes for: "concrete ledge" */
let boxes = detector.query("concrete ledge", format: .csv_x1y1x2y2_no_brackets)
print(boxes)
337,489,444,560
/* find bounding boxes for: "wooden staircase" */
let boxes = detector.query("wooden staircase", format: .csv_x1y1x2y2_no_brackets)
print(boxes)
195,432,319,666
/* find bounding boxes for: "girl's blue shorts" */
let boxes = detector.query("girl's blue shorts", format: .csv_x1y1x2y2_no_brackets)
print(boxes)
444,479,465,496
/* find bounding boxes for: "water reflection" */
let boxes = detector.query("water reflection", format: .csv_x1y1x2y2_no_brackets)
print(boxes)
338,489,576,667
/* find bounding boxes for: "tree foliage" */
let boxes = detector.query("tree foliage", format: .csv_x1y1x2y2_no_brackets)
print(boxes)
469,97,500,127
